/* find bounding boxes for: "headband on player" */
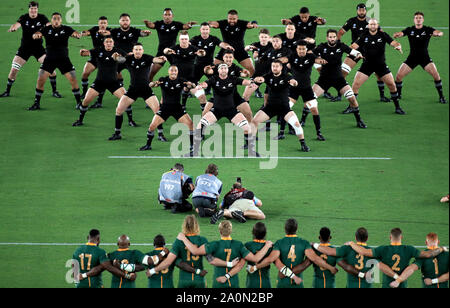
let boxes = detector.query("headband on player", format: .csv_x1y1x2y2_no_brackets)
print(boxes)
179,34,189,40
218,63,228,70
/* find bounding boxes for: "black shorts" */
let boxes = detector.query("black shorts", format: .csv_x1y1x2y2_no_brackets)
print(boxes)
215,47,250,63
90,79,122,94
233,91,246,108
117,62,128,73
254,62,271,77
289,86,316,102
157,103,187,121
125,85,155,101
16,44,46,61
316,75,348,92
192,62,210,83
87,56,98,68
177,65,195,82
40,56,75,74
358,61,391,78
404,54,433,70
260,102,291,119
212,107,239,121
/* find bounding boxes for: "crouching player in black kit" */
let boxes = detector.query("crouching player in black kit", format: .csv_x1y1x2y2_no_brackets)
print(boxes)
72,36,127,126
250,60,311,155
28,12,81,111
107,43,167,141
309,29,367,132
350,19,405,115
139,65,196,152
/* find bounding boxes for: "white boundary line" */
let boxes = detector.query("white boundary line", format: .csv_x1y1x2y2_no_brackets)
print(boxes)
0,242,447,249
0,24,448,29
108,156,392,160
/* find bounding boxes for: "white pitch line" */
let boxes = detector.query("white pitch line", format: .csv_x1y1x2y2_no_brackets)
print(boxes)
0,242,446,249
108,156,392,160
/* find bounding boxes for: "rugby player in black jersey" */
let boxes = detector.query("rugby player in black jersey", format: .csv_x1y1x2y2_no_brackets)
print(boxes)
107,43,167,141
79,16,111,101
72,36,127,126
192,63,254,156
286,41,327,141
139,66,195,152
144,8,197,81
337,3,390,103
209,9,258,76
0,2,61,98
308,29,367,133
250,60,310,154
393,11,446,104
163,31,206,111
28,12,81,111
245,28,272,98
190,22,234,96
350,19,405,115
202,50,253,124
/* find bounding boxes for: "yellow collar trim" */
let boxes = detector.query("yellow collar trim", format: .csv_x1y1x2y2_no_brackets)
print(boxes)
221,237,232,241
427,246,438,250
357,242,367,246
117,248,129,252
391,242,402,246
253,239,266,243
86,242,97,246
154,247,164,251
320,243,331,246
285,235,297,238
185,233,199,237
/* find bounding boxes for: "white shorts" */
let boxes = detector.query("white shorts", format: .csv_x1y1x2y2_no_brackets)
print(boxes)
229,199,263,214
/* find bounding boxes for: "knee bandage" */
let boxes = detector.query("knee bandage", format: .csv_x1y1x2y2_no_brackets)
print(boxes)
287,115,304,136
305,99,318,109
195,89,205,98
12,62,22,71
344,89,355,99
341,63,352,74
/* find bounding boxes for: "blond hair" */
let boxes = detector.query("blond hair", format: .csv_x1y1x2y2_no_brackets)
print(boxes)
182,215,200,235
219,221,232,237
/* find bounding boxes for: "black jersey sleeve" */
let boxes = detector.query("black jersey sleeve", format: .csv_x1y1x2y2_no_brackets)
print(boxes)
17,14,26,24
425,26,436,36
340,42,353,54
65,26,76,36
400,26,411,36
382,31,394,45
342,18,353,32
212,35,222,46
218,19,228,30
174,21,184,31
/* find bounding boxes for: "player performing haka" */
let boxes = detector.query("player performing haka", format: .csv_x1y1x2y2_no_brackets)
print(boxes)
79,16,111,101
144,8,197,81
249,60,311,155
306,29,367,132
72,36,127,126
107,43,167,141
288,41,327,141
163,31,206,111
393,11,447,104
1,1,61,99
350,19,405,115
203,50,253,123
337,3,390,103
209,9,258,76
28,12,82,111
192,63,254,156
139,65,196,152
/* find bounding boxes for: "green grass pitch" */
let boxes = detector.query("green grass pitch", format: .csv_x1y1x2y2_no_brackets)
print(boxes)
0,0,448,288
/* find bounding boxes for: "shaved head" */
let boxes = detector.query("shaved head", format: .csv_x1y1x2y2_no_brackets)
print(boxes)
117,234,130,248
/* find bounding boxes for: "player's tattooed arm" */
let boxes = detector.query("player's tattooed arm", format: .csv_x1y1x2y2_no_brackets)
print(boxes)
112,52,126,63
393,31,405,38
153,56,168,64
81,30,91,37
79,49,90,57
164,48,176,55
208,21,220,28
176,232,206,256
8,22,21,32
346,241,373,257
281,19,292,25
140,30,151,37
337,28,347,40
177,260,207,277
419,246,447,258
183,21,197,29
32,31,43,40
220,42,234,51
71,31,82,39
315,17,326,25
424,272,449,286
143,20,156,29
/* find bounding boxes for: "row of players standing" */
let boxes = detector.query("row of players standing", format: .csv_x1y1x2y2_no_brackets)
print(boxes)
2,3,446,155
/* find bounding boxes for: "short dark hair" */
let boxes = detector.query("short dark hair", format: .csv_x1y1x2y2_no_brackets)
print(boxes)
319,227,331,242
272,59,283,66
28,1,39,8
99,16,108,20
414,11,424,17
205,163,219,176
259,28,270,35
120,13,130,19
356,3,366,10
223,49,234,56
173,163,184,172
200,22,210,27
391,228,402,240
133,42,143,47
252,222,267,240
228,9,238,15
180,30,189,36
285,218,298,235
153,234,165,248
272,34,282,40
103,35,113,40
327,29,338,36
296,40,307,46
355,227,369,243
89,229,100,238
52,12,62,17
232,182,242,189
300,7,309,14
164,8,173,14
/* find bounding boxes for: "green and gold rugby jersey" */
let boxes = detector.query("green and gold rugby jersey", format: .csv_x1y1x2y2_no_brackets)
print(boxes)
107,248,145,288
335,242,375,288
245,239,272,288
312,243,338,288
414,247,449,288
72,243,109,288
147,247,176,288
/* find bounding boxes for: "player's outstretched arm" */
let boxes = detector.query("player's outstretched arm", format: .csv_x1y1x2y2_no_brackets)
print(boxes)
432,30,444,37
393,32,404,38
208,21,219,28
153,56,168,64
216,258,246,284
143,20,156,29
176,232,207,256
390,41,403,54
315,17,326,25
347,241,373,257
424,272,449,286
419,247,447,258
8,22,21,32
389,263,419,288
244,241,273,263
305,248,338,274
312,243,338,256
140,30,151,37
247,21,258,29
281,19,292,25
219,42,234,51
337,28,346,40
183,21,197,30
81,30,91,37
71,31,81,39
